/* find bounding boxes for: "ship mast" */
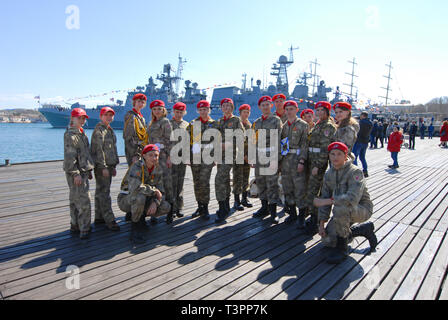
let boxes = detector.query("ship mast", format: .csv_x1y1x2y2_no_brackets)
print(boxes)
343,57,358,102
309,59,320,96
174,54,187,96
380,61,393,107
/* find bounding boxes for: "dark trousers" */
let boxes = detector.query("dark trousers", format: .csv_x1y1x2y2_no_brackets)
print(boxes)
391,152,398,167
409,135,416,149
370,135,377,148
353,142,368,171
429,131,434,139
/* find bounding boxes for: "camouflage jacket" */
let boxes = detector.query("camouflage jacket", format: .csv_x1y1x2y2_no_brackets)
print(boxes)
125,160,165,204
170,118,189,159
148,116,172,156
318,160,373,222
336,122,360,152
308,118,337,170
275,111,288,124
279,116,309,162
187,117,218,162
241,119,252,156
90,122,119,169
216,114,244,158
252,114,283,153
63,127,94,176
123,109,147,160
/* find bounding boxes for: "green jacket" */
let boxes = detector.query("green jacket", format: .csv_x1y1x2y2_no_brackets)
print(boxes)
90,122,119,169
63,127,94,176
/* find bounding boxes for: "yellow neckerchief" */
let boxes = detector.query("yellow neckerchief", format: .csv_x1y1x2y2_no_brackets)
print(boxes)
141,162,155,185
190,118,205,146
134,116,148,146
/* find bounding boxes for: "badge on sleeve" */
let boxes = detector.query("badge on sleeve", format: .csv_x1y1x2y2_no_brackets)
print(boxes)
324,129,330,137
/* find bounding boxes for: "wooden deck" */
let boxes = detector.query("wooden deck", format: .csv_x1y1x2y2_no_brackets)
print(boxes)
1,138,448,300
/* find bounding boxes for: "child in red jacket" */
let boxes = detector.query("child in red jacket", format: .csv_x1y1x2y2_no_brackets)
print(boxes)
387,126,404,169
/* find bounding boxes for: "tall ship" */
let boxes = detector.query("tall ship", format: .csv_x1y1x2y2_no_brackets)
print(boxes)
39,48,339,129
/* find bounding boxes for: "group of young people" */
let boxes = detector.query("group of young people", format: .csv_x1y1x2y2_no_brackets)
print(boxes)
63,93,378,264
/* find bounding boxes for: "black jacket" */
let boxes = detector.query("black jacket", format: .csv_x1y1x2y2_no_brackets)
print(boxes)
409,124,418,135
357,118,373,144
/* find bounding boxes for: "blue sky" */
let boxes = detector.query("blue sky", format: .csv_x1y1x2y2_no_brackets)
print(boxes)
0,0,447,109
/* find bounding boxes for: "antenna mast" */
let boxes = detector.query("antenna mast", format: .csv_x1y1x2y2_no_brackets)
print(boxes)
309,59,320,96
343,57,358,101
379,61,393,106
174,54,187,96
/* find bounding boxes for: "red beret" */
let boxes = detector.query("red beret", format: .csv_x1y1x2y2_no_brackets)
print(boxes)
71,108,89,119
239,104,251,112
100,107,115,116
142,144,159,155
333,102,352,111
173,102,186,111
284,100,298,109
315,101,332,112
220,98,234,106
197,100,210,109
328,142,349,154
133,93,147,101
150,100,165,109
300,108,314,118
272,94,286,101
258,96,272,106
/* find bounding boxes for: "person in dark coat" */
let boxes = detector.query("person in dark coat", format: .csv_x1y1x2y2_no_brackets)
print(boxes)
370,120,378,149
376,122,384,148
353,112,372,177
409,121,417,150
428,123,434,139
420,122,426,139
383,122,389,143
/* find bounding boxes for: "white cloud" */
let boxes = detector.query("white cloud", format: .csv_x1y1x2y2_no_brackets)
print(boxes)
365,5,380,30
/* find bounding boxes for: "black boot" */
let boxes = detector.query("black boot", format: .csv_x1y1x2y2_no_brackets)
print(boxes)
233,194,244,211
225,197,231,213
253,200,269,218
130,222,145,244
192,202,202,218
284,205,297,224
269,204,279,224
350,222,378,252
166,209,174,224
326,236,349,264
201,203,210,220
125,212,132,222
175,210,184,218
305,211,318,235
241,191,253,208
139,213,149,231
296,207,308,230
215,201,227,223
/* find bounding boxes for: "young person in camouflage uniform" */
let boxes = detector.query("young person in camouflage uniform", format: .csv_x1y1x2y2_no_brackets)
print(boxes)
279,101,309,224
300,108,315,132
118,144,171,244
273,93,288,124
303,101,337,235
333,102,360,154
170,102,189,219
232,104,253,210
188,100,217,220
214,98,245,224
63,108,94,240
90,107,120,231
252,96,283,224
147,99,174,224
314,142,377,264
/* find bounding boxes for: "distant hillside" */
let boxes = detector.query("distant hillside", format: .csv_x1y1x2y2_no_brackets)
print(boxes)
0,109,48,122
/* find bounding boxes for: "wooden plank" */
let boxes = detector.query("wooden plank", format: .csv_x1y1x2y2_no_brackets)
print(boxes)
370,227,433,300
416,232,448,300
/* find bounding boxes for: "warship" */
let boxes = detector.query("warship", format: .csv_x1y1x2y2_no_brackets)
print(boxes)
39,49,339,129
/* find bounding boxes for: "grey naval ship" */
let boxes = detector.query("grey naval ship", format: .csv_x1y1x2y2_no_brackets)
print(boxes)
39,49,344,129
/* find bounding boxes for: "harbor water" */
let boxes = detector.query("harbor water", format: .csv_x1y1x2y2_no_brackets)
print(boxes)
0,123,125,164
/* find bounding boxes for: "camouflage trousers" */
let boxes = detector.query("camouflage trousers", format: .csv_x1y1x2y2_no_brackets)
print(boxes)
191,164,214,205
65,173,91,232
255,164,280,204
233,163,250,194
171,163,186,212
321,203,373,247
159,152,173,204
215,163,233,201
304,163,327,210
280,155,307,208
94,167,116,223
117,192,171,223
125,144,137,167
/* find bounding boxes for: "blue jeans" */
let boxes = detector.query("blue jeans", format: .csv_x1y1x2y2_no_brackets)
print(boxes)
391,152,398,167
353,142,368,171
